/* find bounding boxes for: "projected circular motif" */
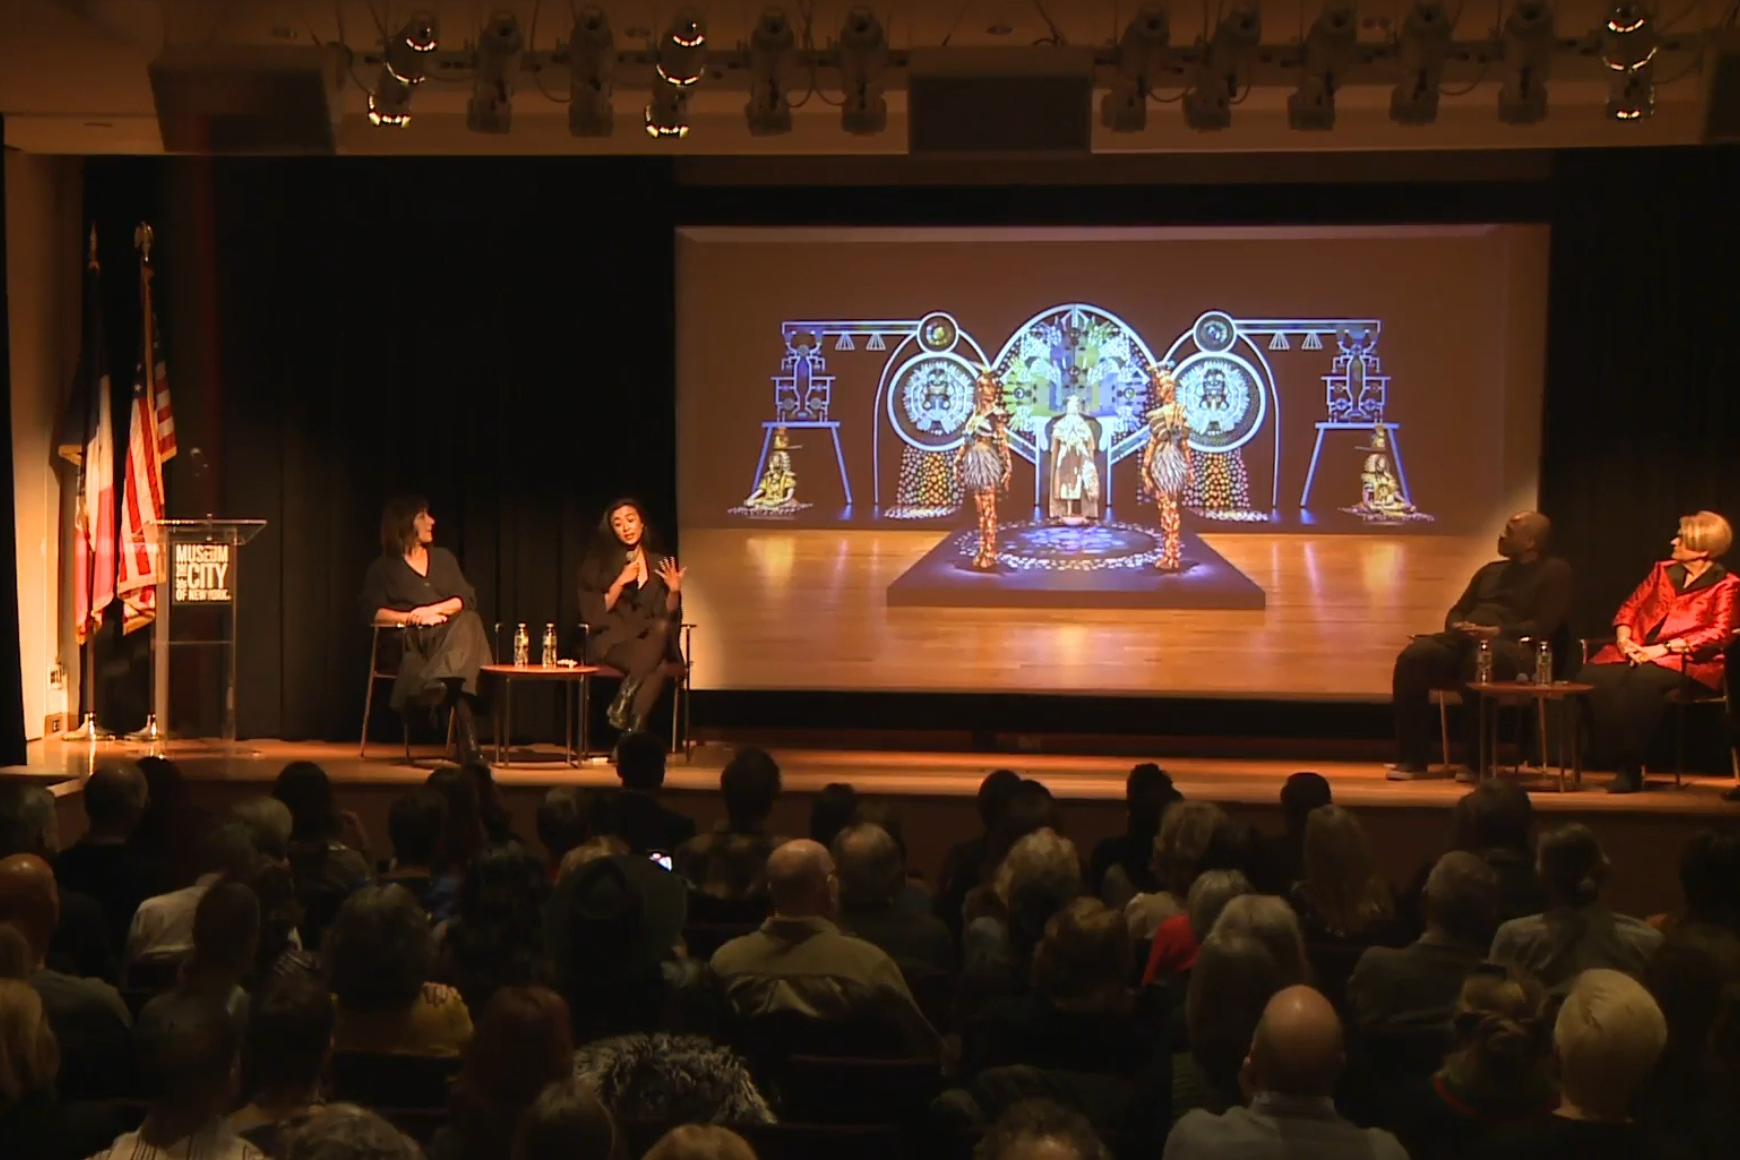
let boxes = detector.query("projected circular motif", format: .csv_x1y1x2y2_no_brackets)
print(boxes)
1193,311,1238,353
1175,351,1266,454
916,311,961,353
886,351,978,451
991,303,1160,436
944,520,1173,572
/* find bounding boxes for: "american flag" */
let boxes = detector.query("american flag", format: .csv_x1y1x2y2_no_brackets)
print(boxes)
116,234,175,634
56,241,117,645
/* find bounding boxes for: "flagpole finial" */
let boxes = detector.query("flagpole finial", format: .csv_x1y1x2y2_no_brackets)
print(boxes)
87,224,98,268
134,222,154,261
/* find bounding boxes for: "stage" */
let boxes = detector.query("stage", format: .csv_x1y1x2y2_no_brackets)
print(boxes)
12,735,1733,921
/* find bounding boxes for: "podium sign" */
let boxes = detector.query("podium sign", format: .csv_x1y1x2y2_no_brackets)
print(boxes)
172,542,234,604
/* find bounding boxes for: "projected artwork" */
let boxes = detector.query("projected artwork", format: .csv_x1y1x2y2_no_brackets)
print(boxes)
718,303,1434,610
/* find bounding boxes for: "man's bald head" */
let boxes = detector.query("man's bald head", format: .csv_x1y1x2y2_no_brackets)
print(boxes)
85,761,149,834
766,839,836,919
1500,511,1552,559
0,854,60,962
1246,985,1345,1099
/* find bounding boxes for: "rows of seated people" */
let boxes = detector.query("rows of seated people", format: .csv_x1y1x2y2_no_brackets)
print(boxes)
1,739,1737,1160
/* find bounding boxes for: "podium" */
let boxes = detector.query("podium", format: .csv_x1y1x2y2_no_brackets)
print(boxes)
136,518,267,747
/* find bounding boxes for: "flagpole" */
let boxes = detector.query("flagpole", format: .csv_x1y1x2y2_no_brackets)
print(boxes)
129,223,167,747
65,224,113,744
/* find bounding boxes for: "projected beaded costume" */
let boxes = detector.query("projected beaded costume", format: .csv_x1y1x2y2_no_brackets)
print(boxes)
1142,367,1193,572
956,370,1013,570
1047,396,1102,524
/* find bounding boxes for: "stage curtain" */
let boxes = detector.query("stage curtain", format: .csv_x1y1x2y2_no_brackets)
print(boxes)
198,158,677,741
0,117,29,765
1539,147,1740,636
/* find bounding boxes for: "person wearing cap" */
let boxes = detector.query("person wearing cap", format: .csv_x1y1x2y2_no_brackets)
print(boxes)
710,840,942,1058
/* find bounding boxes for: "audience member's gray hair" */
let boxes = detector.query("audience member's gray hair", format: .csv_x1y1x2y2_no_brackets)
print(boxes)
1209,894,1311,984
833,822,904,911
283,1103,423,1160
231,796,294,860
0,785,59,856
1555,969,1668,1119
1423,850,1501,946
1187,869,1254,939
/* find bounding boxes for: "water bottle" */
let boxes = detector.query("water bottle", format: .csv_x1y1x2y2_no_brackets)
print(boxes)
1534,638,1553,686
540,622,558,667
1475,638,1493,685
512,623,529,667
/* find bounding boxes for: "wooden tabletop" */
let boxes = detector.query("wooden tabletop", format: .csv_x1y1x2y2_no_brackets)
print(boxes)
480,663,599,678
1467,680,1595,697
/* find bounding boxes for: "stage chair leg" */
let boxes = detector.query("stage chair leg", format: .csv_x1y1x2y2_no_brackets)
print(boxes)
1675,701,1686,789
446,708,457,763
1437,699,1450,768
1536,702,1549,773
361,632,380,758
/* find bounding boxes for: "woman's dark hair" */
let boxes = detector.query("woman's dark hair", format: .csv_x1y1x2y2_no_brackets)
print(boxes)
980,780,1061,887
461,759,516,843
426,765,488,869
537,788,591,865
852,798,908,862
809,783,859,850
578,498,662,590
450,986,575,1156
272,762,343,844
234,856,304,987
976,769,1023,829
129,756,198,891
1643,922,1740,1092
445,844,551,1011
389,789,450,870
513,1076,622,1160
189,880,261,980
1680,830,1740,929
242,970,334,1096
1452,781,1535,857
380,494,428,556
325,884,435,1014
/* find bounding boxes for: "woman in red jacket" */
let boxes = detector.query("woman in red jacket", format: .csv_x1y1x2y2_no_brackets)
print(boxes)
1578,511,1737,794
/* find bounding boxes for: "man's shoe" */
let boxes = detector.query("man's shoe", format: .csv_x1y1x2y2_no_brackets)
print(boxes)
1722,784,1740,803
1607,771,1643,795
1385,763,1430,781
1452,766,1479,784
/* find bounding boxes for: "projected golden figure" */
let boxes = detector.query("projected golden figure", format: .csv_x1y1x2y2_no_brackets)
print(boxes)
956,369,1012,570
1047,395,1101,524
1142,367,1194,572
742,426,801,512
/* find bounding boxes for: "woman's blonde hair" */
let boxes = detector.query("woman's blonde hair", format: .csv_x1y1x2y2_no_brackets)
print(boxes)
1033,896,1131,1012
993,828,1080,906
1300,804,1395,938
1149,800,1228,896
1444,961,1551,1094
0,979,59,1104
1679,510,1733,559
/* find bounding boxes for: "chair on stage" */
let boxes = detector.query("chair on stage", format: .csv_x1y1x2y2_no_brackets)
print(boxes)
360,619,455,761
1577,628,1740,789
577,620,696,758
1415,624,1570,770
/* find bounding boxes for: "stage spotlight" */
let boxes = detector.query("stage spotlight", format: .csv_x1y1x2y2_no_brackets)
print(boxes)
1288,2,1359,131
656,10,708,88
645,83,691,138
1100,5,1172,133
1390,1,1453,125
368,11,438,127
838,5,890,135
746,7,797,136
1603,3,1658,120
1184,3,1261,131
1497,0,1553,125
467,10,524,134
568,6,616,137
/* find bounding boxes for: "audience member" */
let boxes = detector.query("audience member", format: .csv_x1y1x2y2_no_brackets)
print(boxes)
0,854,132,1100
127,821,258,971
52,761,152,955
439,843,549,1012
230,971,335,1154
1347,850,1499,1031
237,856,317,984
557,836,631,882
641,1124,758,1160
604,731,696,856
0,921,29,977
1404,781,1544,930
381,788,455,921
833,822,954,974
535,787,591,882
0,784,116,982
425,766,489,871
281,1104,421,1160
1667,829,1740,935
272,763,373,948
937,770,1024,937
1384,961,1554,1160
961,829,1083,1020
1490,822,1661,991
1636,922,1740,1142
459,758,520,847
675,747,786,904
89,991,263,1159
433,985,574,1160
1164,985,1408,1160
973,1098,1111,1160
512,1076,623,1160
545,852,695,1042
571,1033,773,1127
1142,869,1253,985
849,798,932,915
1292,804,1400,944
711,839,941,1056
1090,763,1182,909
1261,772,1332,893
128,756,205,895
1172,931,1286,1124
0,976,113,1160
326,883,472,1056
1209,895,1312,985
1125,800,1228,941
164,880,261,1023
1481,969,1668,1160
231,796,294,863
807,782,860,852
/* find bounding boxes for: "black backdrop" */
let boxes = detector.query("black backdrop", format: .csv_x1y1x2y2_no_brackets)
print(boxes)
68,147,1740,747
1,116,29,765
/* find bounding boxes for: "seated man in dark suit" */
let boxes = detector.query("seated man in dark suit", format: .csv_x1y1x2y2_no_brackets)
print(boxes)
1389,511,1572,781
601,730,695,857
1346,851,1499,1032
833,822,954,975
